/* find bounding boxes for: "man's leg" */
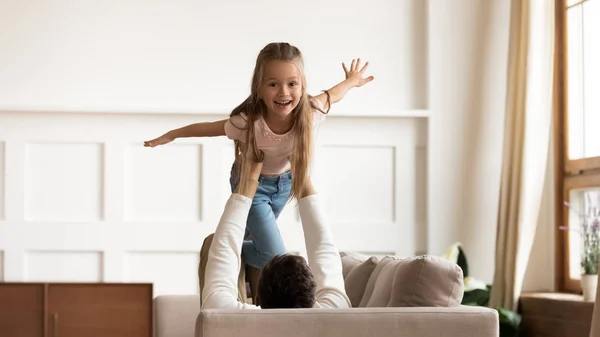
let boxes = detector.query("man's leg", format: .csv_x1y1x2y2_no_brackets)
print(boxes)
198,233,248,306
198,233,214,305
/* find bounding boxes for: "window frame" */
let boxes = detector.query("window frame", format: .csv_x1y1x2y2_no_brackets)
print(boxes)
555,0,600,293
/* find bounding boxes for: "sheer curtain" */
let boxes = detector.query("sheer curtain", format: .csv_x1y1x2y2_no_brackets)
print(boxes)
489,0,555,311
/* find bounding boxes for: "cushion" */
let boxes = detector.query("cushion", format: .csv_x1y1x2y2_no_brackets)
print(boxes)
387,255,464,307
358,256,395,307
340,252,368,279
344,256,379,307
365,259,404,307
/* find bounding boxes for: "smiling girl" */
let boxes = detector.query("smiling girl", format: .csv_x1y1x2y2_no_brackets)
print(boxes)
144,42,373,269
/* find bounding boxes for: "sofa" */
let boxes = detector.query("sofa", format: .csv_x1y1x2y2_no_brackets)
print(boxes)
153,251,499,337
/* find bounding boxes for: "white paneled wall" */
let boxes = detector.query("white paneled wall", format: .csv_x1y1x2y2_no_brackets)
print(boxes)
25,142,104,222
0,0,428,113
0,142,4,221
124,251,199,296
0,111,427,296
124,143,203,222
0,251,3,281
25,251,103,282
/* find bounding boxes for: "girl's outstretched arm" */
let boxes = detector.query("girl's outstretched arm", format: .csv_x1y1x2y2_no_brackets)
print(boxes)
144,119,227,147
315,58,374,110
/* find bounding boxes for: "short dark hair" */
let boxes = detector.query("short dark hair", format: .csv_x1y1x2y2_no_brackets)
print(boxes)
257,254,317,308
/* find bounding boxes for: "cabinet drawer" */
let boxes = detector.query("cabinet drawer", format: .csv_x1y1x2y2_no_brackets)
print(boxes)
0,283,44,337
47,284,152,337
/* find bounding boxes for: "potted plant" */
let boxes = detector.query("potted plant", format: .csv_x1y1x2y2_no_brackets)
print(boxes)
562,194,600,301
442,243,522,337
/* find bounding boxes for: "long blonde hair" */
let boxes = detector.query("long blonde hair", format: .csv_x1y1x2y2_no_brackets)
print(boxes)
230,42,329,201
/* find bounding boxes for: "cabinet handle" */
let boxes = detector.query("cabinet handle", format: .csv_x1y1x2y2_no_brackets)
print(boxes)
53,313,59,337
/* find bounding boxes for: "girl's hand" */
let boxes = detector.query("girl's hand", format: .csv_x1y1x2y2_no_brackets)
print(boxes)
248,159,263,182
342,58,374,87
144,133,175,147
236,158,263,198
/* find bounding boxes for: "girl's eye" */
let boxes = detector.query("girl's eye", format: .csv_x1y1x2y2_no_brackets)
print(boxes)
269,83,278,87
290,82,298,86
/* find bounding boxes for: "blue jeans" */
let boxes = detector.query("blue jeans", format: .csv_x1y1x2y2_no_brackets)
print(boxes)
230,167,292,268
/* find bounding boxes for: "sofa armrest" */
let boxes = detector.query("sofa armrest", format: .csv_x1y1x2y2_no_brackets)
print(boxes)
154,295,200,337
195,306,499,337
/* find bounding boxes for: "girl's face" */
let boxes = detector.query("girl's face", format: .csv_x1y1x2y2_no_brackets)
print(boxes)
259,60,303,119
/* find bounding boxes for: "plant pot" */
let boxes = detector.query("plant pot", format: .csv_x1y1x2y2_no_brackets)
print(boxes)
581,274,598,301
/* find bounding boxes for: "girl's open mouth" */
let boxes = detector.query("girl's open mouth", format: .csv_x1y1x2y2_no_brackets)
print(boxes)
275,100,291,108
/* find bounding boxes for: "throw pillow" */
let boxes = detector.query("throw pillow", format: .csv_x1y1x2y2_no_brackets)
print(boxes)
340,252,368,279
358,256,395,307
344,256,379,307
365,258,404,307
387,255,464,307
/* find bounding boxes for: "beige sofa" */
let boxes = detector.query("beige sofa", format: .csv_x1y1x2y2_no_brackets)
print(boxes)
153,253,499,337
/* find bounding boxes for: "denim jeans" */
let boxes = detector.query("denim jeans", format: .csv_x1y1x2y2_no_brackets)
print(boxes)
230,167,292,268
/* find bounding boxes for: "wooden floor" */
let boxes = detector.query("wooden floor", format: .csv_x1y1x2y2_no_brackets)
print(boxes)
519,293,594,337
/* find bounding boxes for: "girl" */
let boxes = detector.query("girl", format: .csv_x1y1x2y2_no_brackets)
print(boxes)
144,42,373,269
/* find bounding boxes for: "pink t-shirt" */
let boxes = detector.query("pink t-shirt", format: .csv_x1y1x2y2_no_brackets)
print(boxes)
224,100,327,176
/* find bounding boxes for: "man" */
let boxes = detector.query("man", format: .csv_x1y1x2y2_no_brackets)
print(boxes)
201,160,351,309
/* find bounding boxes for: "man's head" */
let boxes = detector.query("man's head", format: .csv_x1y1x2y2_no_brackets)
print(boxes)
255,254,317,308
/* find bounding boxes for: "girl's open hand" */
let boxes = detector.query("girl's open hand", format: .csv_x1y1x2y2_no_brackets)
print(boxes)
342,58,374,87
248,159,263,182
144,133,174,147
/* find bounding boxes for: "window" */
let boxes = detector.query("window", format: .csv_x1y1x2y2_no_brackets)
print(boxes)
556,0,600,292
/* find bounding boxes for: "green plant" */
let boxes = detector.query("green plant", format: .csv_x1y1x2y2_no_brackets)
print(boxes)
562,197,600,275
443,243,523,337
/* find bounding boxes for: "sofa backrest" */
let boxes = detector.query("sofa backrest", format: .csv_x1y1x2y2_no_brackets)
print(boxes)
340,253,465,308
196,306,499,337
154,294,200,337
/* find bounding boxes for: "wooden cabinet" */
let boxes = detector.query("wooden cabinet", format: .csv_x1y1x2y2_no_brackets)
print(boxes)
0,284,45,337
520,293,593,337
0,283,152,337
